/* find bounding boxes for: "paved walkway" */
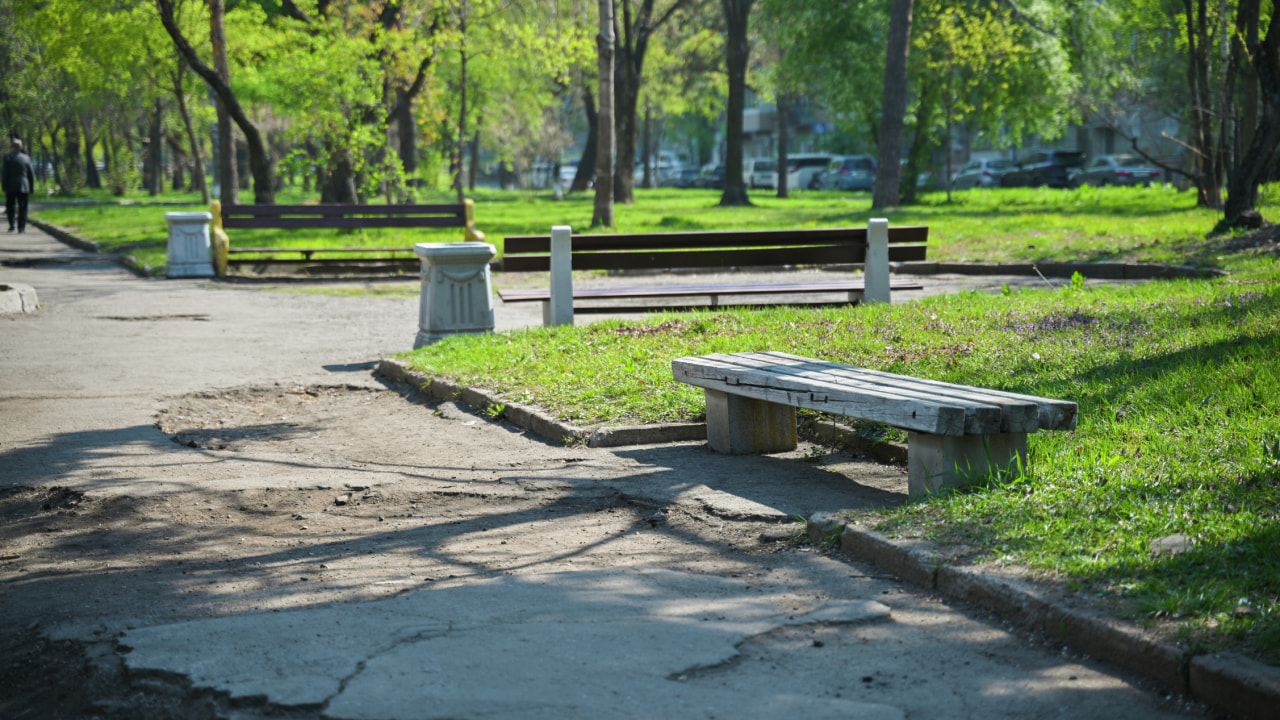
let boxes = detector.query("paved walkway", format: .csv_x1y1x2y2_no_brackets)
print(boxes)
0,226,1200,719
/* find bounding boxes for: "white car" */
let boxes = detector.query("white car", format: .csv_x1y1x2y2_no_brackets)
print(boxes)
784,153,833,191
950,158,1014,190
751,159,778,189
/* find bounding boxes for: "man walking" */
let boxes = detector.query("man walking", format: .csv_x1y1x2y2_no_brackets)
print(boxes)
3,139,36,233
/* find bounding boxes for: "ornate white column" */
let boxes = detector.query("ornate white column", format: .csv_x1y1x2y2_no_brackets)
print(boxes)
165,212,215,278
414,242,497,348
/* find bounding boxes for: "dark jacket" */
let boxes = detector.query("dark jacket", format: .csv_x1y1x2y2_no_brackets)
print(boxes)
2,151,36,194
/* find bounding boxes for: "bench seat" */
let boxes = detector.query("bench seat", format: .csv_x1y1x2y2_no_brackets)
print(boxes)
672,351,1077,496
497,278,924,311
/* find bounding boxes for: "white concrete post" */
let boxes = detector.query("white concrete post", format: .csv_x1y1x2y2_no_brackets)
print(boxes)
864,218,890,304
414,241,497,348
545,225,575,327
165,211,215,278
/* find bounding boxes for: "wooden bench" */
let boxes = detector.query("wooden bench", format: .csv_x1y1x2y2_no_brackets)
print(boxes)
672,351,1077,497
497,221,927,324
209,200,485,276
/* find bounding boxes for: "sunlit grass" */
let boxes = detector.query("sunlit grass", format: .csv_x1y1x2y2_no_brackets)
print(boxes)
403,259,1280,663
33,182,1258,273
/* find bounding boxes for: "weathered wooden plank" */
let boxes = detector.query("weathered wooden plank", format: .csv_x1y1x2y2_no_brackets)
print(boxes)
727,352,1008,435
502,226,929,253
672,355,967,436
222,216,466,230
765,351,1077,431
226,247,415,255
496,279,923,304
222,203,465,217
741,352,1039,434
499,245,926,273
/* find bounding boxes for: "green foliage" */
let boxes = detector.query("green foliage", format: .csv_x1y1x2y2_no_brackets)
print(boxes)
105,146,139,197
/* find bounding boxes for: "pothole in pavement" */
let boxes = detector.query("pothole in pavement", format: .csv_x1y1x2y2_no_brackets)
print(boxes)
156,385,381,451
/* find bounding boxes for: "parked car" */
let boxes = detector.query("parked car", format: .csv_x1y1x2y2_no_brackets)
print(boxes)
785,153,833,190
1073,154,1162,187
672,167,701,188
635,151,683,186
814,155,877,191
950,158,1015,190
1000,150,1087,188
706,164,726,189
751,159,778,189
688,164,726,189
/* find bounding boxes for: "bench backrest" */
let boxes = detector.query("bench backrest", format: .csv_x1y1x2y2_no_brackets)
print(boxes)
219,203,473,231
500,226,928,272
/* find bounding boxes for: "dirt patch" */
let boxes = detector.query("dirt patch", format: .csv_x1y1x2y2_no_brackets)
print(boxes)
4,384,852,717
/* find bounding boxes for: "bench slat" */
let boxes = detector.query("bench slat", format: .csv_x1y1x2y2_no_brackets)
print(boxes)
497,279,923,303
764,351,1077,431
502,226,929,254
222,203,466,217
226,246,415,255
222,217,467,230
733,352,1031,434
500,244,927,273
673,354,968,436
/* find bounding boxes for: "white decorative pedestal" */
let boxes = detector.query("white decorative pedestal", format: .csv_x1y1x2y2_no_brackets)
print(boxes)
165,212,215,278
414,242,497,348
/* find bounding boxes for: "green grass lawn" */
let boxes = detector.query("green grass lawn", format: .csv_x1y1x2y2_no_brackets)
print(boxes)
32,183,1239,273
31,181,1280,664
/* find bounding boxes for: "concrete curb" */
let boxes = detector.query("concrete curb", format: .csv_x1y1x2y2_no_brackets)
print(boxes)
892,260,1225,280
28,218,156,278
375,357,706,448
810,521,1280,719
0,282,39,314
375,359,902,455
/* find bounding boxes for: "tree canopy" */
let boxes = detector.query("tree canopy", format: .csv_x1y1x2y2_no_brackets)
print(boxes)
0,0,1272,223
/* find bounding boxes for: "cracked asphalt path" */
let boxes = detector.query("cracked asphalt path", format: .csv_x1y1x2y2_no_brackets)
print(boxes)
0,225,1207,718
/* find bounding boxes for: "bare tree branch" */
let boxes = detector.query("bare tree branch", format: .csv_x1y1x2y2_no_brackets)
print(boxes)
280,0,311,23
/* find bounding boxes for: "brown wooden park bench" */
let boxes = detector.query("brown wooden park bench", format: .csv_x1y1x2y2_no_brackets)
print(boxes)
496,222,929,321
209,200,484,276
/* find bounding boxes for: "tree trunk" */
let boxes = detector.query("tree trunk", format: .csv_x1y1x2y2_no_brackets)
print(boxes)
321,144,358,203
455,1,469,204
872,0,914,210
209,0,237,203
147,98,163,196
174,65,210,203
62,119,84,193
470,123,480,191
1184,0,1222,208
82,118,101,189
641,104,654,189
157,0,274,203
573,86,598,193
1223,0,1280,225
719,0,753,207
592,0,616,228
777,94,790,198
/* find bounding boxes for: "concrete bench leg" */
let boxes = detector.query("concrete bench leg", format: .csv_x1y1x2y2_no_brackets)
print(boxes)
704,389,797,454
907,432,1028,497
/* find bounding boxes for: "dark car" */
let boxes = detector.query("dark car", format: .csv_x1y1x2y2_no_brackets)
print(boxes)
692,165,726,190
1001,150,1087,188
1073,154,1162,187
672,168,701,188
